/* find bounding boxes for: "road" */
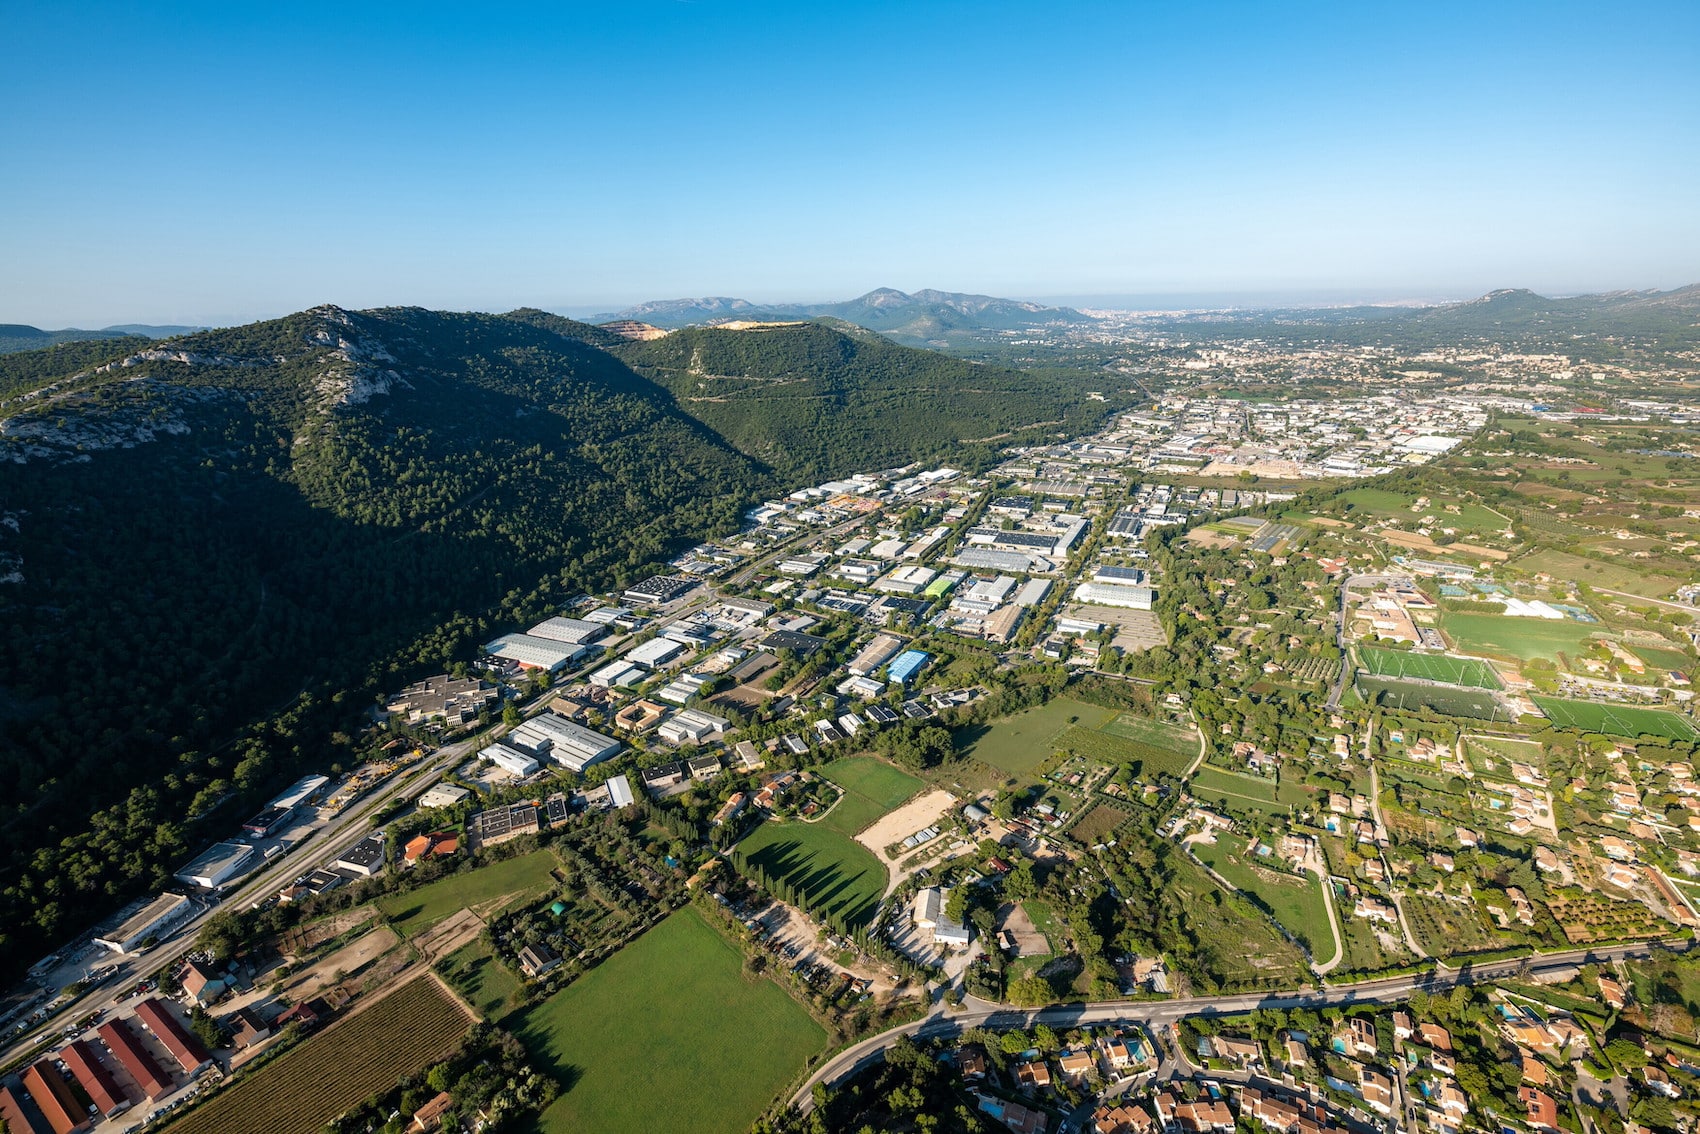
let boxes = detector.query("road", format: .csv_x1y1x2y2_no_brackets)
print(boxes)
0,717,503,1073
790,939,1683,1114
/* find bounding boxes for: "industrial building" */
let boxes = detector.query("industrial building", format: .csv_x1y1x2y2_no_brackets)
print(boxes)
482,632,586,672
848,634,904,677
94,893,193,954
332,833,387,878
480,741,541,777
174,841,258,890
888,650,930,684
622,574,697,606
526,616,607,646
510,713,622,772
587,660,645,687
385,676,496,725
96,1020,172,1100
418,782,471,809
658,708,729,745
20,1060,87,1134
1014,578,1053,607
606,774,635,809
626,636,685,668
58,1040,128,1118
1072,581,1155,610
951,547,1049,573
133,999,212,1076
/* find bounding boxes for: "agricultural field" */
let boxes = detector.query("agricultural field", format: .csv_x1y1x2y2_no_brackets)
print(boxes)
1190,766,1314,816
817,756,924,836
1356,675,1506,721
378,849,558,937
953,698,1116,775
734,819,887,929
518,907,827,1134
1189,833,1332,957
1358,646,1502,689
1439,611,1600,663
1546,890,1673,944
168,977,471,1134
1401,892,1506,955
1530,696,1700,741
1099,713,1201,775
1067,803,1132,845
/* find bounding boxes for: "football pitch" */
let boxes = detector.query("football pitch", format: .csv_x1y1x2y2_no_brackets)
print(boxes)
1359,646,1501,689
1530,696,1700,741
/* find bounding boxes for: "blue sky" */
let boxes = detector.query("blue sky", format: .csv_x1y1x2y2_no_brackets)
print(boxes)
3,1,1697,325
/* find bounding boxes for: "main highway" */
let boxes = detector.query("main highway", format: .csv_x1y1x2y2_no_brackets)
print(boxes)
789,938,1684,1114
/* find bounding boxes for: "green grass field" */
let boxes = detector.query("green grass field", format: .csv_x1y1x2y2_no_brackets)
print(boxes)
1439,612,1599,663
378,850,558,937
1359,646,1502,689
1513,547,1686,599
439,938,525,1022
954,698,1117,775
1356,675,1507,721
1189,766,1314,815
1530,696,1700,741
817,757,924,836
735,819,887,929
518,908,827,1134
1631,644,1695,672
1190,833,1331,957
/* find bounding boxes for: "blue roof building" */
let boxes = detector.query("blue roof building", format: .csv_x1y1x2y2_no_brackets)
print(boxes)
888,650,929,684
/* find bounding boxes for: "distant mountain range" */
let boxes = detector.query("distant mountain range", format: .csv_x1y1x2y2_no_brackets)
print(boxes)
0,323,205,354
593,288,1096,345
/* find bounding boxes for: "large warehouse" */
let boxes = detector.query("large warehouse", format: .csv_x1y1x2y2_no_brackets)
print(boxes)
510,714,622,772
175,841,258,889
1072,581,1155,610
527,616,607,646
483,632,586,672
94,893,193,954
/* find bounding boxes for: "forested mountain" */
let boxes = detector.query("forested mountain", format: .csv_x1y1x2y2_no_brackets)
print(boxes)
611,321,1119,482
1148,284,1700,355
594,288,1095,346
0,324,201,354
0,305,1110,979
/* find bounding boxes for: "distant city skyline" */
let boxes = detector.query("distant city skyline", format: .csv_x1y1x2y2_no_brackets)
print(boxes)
3,0,1697,327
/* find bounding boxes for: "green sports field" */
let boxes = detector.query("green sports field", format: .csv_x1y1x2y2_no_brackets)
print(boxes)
817,756,924,836
377,849,557,937
735,819,887,928
1359,646,1502,689
1438,612,1599,663
1356,675,1505,721
1530,696,1700,741
518,907,827,1134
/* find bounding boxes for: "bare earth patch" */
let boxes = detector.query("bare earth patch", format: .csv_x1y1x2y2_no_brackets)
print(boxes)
281,924,400,1002
855,789,958,863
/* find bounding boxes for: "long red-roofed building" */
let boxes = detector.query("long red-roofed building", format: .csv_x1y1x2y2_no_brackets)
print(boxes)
0,1083,48,1134
133,999,211,1076
20,1062,88,1134
96,1020,172,1100
59,1039,129,1117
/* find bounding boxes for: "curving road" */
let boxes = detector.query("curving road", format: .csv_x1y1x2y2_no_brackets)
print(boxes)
790,939,1685,1114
